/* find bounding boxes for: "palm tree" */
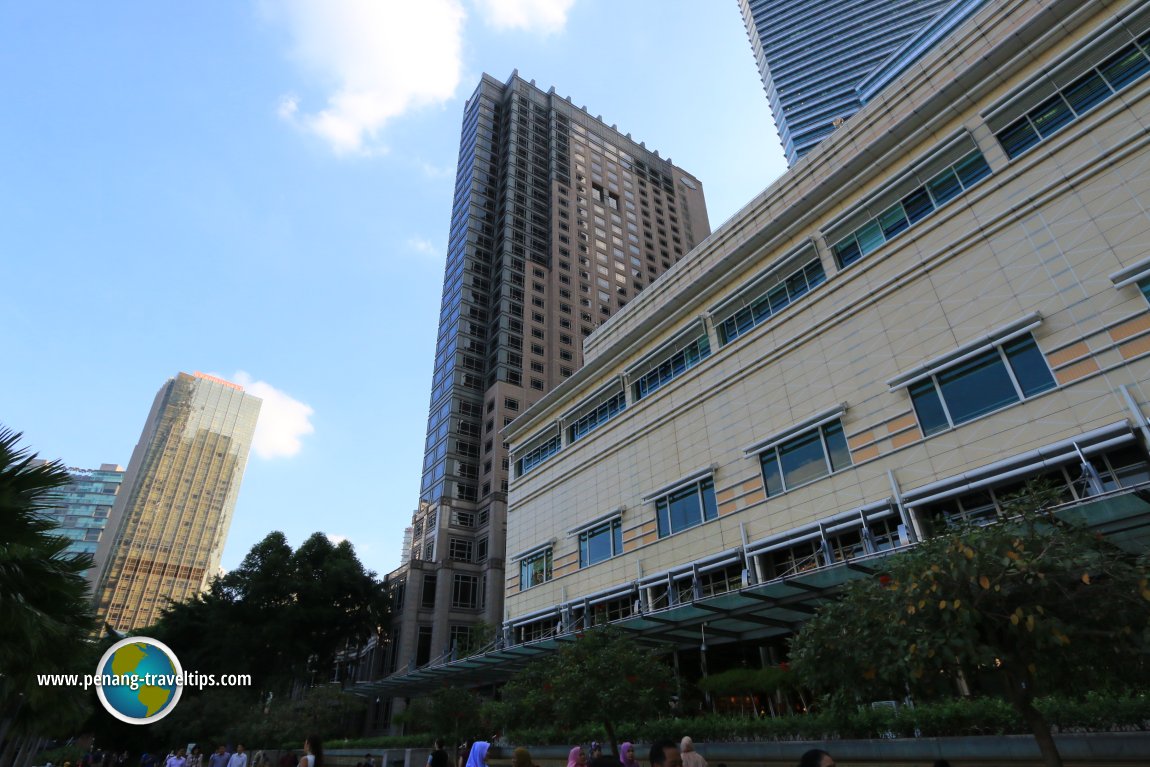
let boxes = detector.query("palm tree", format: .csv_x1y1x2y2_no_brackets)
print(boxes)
0,428,98,764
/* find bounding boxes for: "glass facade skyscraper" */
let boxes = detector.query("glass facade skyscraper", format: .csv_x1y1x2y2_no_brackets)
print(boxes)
92,372,261,632
42,463,125,561
738,0,960,164
377,72,709,710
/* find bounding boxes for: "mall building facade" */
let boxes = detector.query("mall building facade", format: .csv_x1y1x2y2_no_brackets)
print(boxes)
502,0,1150,650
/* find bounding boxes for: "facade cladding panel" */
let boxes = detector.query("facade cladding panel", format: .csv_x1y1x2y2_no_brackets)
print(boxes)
505,0,1150,642
41,464,125,561
383,72,710,684
739,0,955,164
91,372,261,633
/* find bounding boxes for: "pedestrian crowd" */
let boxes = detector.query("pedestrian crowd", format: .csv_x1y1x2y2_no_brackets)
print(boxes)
67,735,327,767
450,736,956,767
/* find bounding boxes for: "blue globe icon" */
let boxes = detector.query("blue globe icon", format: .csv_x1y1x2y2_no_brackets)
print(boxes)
96,637,183,723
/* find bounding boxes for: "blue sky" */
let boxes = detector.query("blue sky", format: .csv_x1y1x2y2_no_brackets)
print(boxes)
1,1,786,577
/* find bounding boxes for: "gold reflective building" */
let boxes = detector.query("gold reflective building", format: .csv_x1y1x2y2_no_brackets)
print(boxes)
93,372,261,632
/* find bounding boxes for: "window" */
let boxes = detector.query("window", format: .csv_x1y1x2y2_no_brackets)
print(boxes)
452,509,476,528
519,548,553,590
996,35,1150,159
832,151,991,268
448,537,473,562
579,518,623,567
908,334,1056,436
476,536,489,563
516,434,561,476
655,477,718,538
505,398,520,412
717,259,826,345
423,541,434,560
451,573,479,609
760,420,852,497
1140,277,1150,304
420,574,437,608
570,390,627,442
632,335,711,401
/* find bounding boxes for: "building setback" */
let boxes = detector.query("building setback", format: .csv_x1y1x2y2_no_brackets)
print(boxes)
92,372,261,632
499,0,1150,667
41,463,125,562
377,72,709,712
738,0,966,164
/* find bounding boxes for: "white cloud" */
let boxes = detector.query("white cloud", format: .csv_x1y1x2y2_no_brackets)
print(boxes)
472,0,575,33
327,534,349,546
407,236,438,257
233,371,316,459
268,0,466,155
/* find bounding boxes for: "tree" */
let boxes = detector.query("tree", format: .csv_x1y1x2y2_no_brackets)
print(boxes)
500,627,674,755
0,428,98,763
790,481,1150,767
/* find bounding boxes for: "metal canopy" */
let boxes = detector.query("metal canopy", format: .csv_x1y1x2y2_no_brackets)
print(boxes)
351,489,1150,700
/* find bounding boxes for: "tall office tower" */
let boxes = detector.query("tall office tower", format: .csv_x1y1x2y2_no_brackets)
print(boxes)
92,372,261,632
385,71,709,686
738,0,971,164
40,463,125,561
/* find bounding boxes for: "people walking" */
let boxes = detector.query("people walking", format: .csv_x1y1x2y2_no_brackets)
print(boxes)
187,747,203,767
647,743,680,767
208,746,230,767
566,747,585,767
464,742,489,767
227,746,248,767
165,749,187,767
619,743,639,767
428,740,449,767
797,750,834,767
299,736,323,767
512,748,536,767
679,739,706,767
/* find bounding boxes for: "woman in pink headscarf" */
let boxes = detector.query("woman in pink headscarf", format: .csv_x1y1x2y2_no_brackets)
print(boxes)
618,743,639,767
566,747,586,767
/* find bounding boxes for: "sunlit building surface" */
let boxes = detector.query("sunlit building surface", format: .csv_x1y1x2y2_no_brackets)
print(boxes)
93,372,261,632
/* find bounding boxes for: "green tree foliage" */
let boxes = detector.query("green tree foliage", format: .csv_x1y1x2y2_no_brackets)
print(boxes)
790,481,1150,767
0,428,98,750
396,686,495,744
87,531,388,749
499,627,674,755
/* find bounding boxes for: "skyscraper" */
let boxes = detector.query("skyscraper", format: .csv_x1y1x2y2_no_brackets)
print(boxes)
738,0,973,164
42,463,125,562
383,72,709,687
92,372,261,632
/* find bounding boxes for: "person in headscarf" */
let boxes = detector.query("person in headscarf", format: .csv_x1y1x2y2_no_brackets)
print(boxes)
512,749,535,767
566,747,586,767
618,743,639,767
680,738,706,767
465,743,490,767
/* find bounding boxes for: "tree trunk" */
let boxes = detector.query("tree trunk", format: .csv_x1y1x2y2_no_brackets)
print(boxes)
603,720,618,760
1003,668,1062,767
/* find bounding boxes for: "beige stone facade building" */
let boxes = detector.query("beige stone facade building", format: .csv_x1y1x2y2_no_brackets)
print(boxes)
502,0,1150,651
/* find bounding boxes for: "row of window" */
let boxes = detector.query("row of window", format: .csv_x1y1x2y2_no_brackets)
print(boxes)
717,259,827,345
516,327,1070,589
515,434,561,477
830,150,991,269
569,390,627,443
997,30,1150,159
633,335,711,401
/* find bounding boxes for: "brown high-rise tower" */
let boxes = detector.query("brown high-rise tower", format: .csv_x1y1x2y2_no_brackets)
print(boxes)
373,72,709,715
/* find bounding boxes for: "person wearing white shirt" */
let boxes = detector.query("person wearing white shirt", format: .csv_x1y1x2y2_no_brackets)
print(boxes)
226,746,247,767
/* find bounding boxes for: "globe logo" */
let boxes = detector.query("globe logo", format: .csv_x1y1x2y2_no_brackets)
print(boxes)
95,637,184,724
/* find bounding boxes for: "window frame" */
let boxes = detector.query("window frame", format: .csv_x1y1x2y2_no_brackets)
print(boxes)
903,333,1056,437
758,419,852,497
653,477,718,539
518,547,553,591
578,517,624,568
